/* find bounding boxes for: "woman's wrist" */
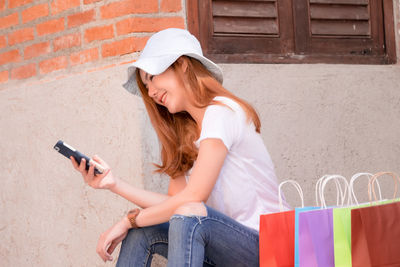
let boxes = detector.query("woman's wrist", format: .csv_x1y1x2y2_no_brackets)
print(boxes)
121,215,132,230
108,176,121,192
120,208,141,230
126,208,141,229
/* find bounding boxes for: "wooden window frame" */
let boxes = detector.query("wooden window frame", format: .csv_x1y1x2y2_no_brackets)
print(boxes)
186,0,397,64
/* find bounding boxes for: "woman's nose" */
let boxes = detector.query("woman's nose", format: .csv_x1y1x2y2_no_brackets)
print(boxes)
147,84,157,98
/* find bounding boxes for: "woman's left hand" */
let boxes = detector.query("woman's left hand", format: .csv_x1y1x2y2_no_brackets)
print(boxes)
96,217,131,262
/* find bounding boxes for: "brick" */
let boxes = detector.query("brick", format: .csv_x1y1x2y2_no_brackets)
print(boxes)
51,0,80,15
24,42,51,59
11,63,36,80
101,37,148,58
84,25,114,43
53,33,81,52
70,48,98,65
161,0,181,12
116,17,184,35
22,4,49,23
100,0,158,19
0,0,5,10
0,35,6,49
9,0,32,8
8,28,35,45
39,56,68,74
0,70,8,83
0,50,21,66
83,0,101,4
68,9,95,28
37,17,64,36
0,13,19,30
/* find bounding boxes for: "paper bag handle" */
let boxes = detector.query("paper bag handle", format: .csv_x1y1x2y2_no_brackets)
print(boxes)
315,175,343,207
350,173,382,205
320,175,350,209
368,172,400,202
278,180,304,211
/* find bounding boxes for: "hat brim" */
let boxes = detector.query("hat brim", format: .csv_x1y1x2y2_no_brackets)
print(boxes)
122,53,223,96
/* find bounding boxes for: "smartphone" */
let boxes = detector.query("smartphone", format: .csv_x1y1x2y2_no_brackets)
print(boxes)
53,140,105,175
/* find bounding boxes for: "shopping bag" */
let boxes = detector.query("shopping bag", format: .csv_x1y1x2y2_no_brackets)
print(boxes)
298,175,349,267
259,180,303,267
351,201,400,267
294,206,318,267
260,210,295,267
299,208,334,266
295,174,344,267
351,172,400,267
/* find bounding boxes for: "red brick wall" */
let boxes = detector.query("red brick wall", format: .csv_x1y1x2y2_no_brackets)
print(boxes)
0,0,185,84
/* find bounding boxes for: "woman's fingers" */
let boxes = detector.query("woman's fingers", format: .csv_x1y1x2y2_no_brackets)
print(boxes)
97,246,108,262
96,220,129,262
70,157,79,170
70,154,113,189
97,236,113,262
107,241,118,256
92,155,109,169
79,158,86,172
88,162,95,177
104,246,113,261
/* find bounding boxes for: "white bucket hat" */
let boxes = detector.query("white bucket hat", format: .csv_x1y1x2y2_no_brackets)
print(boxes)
122,28,223,96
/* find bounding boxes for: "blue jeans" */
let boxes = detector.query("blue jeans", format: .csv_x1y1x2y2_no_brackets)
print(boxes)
116,205,259,267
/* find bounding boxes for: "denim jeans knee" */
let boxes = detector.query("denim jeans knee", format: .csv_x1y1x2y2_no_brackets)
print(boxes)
173,202,208,217
166,205,259,267
117,223,169,267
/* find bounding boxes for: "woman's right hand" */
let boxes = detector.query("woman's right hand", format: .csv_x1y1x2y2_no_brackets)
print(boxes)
71,155,118,190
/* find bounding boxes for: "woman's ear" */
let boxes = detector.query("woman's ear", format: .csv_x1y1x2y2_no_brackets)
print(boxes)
177,56,188,73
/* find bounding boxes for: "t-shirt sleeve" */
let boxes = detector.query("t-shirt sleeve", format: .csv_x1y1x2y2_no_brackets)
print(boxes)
197,104,245,150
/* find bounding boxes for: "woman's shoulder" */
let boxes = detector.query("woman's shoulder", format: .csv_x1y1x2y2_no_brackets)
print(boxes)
211,96,242,111
203,96,245,123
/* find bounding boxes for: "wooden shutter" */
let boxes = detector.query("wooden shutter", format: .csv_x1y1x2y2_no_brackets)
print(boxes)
189,0,295,62
187,0,396,63
293,0,386,61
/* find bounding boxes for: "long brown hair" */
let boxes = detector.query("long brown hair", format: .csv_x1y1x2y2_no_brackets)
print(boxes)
136,56,261,178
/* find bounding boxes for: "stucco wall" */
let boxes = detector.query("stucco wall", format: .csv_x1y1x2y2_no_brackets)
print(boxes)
0,66,147,266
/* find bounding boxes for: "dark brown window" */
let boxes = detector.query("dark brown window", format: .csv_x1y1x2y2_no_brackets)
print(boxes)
187,0,396,64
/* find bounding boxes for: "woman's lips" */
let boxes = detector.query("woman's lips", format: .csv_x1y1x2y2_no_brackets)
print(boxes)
160,92,167,104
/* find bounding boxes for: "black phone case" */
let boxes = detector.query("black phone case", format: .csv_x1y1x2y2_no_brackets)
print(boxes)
54,140,102,174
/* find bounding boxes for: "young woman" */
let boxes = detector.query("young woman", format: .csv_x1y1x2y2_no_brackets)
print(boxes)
71,28,288,266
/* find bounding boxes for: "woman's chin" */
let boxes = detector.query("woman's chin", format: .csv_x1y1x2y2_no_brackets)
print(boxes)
165,105,174,113
166,105,183,114
167,107,177,114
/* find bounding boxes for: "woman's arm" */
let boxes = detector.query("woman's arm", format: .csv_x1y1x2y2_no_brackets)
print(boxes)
109,174,187,208
71,156,187,208
168,175,187,196
109,179,169,208
135,138,227,226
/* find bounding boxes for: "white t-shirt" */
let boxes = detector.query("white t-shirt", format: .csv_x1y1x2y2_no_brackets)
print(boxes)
190,96,289,231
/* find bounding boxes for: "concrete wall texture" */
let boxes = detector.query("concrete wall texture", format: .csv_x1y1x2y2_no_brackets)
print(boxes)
1,1,400,266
